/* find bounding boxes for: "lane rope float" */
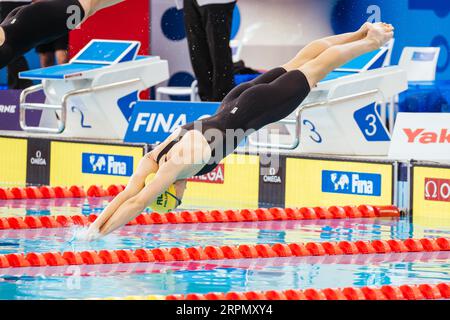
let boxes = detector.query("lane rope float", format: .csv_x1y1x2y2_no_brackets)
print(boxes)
2,250,446,278
0,184,125,200
101,282,450,300
0,205,400,230
0,237,448,269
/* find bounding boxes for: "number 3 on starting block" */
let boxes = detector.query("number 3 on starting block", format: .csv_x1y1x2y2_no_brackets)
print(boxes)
302,119,323,143
353,103,390,142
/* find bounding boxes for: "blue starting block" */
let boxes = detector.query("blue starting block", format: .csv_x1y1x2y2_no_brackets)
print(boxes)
322,47,389,82
19,39,169,139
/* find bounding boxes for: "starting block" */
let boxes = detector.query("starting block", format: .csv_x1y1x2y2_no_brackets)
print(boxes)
19,39,169,139
248,46,408,156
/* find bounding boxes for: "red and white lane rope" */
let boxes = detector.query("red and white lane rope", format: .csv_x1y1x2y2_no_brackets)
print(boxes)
165,282,450,300
0,205,400,230
0,184,124,200
1,250,446,278
101,283,450,300
0,237,448,269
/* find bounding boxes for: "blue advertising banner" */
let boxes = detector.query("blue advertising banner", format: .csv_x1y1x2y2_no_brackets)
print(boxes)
321,169,382,197
82,153,134,177
0,90,44,131
124,100,220,144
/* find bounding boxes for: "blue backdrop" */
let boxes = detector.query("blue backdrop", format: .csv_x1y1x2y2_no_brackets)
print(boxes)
331,0,450,80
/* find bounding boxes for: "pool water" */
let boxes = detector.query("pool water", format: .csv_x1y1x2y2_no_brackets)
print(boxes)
0,199,449,300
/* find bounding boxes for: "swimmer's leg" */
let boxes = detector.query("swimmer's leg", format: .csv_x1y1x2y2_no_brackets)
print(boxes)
282,23,373,71
298,26,393,88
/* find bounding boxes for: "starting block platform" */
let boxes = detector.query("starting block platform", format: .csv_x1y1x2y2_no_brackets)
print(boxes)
248,46,408,156
18,39,169,139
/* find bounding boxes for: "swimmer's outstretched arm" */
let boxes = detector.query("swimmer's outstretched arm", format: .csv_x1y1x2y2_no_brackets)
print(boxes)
90,131,210,237
96,158,186,236
87,153,158,236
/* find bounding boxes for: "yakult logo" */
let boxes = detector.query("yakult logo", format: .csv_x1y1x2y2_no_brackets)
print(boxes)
425,178,450,202
404,128,450,144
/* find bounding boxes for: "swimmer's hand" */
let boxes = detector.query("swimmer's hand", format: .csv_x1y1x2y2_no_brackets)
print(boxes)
85,224,102,241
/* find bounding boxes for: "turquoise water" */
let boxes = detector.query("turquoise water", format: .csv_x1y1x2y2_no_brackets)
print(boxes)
0,199,449,300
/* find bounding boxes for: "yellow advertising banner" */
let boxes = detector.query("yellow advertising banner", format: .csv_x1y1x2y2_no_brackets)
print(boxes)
412,165,450,225
285,158,393,207
50,141,144,188
0,137,27,187
183,154,260,209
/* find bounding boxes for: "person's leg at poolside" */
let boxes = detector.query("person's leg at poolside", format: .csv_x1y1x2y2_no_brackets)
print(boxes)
184,0,214,101
202,2,236,101
36,41,56,68
39,52,55,68
0,0,123,68
54,33,69,65
0,1,32,89
7,56,33,89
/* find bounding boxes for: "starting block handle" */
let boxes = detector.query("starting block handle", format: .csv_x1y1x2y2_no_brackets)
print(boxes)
247,111,301,150
19,84,65,134
19,78,142,134
21,103,62,111
248,88,379,150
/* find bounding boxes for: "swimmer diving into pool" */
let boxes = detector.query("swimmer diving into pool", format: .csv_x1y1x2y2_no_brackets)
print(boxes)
84,22,394,239
0,0,125,68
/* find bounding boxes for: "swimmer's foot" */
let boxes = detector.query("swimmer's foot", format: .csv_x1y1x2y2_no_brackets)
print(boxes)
366,22,394,47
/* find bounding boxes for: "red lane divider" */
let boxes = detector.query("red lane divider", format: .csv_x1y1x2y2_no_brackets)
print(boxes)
165,283,450,300
0,205,400,230
0,237,448,269
0,184,126,200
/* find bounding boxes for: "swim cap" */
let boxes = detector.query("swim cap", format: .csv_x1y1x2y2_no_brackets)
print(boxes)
145,173,180,213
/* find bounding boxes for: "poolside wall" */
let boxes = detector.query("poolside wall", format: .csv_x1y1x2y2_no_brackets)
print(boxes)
1,135,448,222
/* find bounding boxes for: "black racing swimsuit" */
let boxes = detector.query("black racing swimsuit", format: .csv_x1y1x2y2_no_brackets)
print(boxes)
156,67,311,177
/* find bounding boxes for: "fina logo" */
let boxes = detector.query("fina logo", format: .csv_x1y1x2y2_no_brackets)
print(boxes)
133,113,188,133
322,170,382,196
82,153,133,177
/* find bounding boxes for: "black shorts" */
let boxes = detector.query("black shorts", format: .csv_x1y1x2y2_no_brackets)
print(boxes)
35,34,69,53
